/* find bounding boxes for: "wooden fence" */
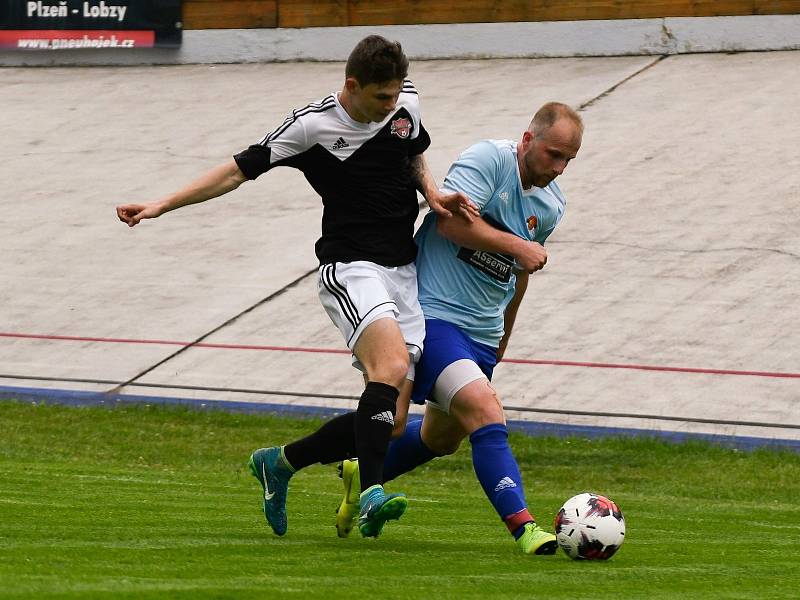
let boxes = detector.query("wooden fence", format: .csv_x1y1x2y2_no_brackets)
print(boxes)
183,0,800,30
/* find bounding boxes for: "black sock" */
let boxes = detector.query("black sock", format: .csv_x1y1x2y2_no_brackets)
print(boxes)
355,381,399,492
282,412,357,470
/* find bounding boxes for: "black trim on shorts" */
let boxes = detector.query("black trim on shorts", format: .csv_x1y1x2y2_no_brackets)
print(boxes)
320,264,359,330
329,263,360,324
346,301,397,346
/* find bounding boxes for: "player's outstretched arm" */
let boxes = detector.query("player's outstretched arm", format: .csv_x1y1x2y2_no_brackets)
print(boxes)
436,214,547,273
116,159,248,227
409,154,478,221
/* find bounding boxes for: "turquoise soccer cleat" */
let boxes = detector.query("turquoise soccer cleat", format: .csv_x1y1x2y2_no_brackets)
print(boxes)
248,446,293,536
358,485,408,538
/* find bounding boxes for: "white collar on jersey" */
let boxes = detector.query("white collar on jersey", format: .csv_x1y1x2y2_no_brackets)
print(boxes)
511,146,543,195
334,91,393,130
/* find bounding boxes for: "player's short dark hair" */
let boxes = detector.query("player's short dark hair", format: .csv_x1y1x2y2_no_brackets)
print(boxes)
345,35,409,86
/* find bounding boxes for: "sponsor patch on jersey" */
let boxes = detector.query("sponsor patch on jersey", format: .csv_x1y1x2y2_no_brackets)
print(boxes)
390,117,412,139
456,247,514,283
527,215,537,231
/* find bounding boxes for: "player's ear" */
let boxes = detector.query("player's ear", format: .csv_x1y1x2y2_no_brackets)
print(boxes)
344,77,360,94
520,130,534,151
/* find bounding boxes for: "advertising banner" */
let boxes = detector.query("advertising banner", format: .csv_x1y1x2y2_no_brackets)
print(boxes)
0,1,182,49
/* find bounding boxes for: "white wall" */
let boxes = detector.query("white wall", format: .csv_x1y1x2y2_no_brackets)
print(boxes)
1,15,799,66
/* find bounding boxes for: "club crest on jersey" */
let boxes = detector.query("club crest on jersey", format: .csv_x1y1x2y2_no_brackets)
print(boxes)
527,215,538,231
390,117,412,139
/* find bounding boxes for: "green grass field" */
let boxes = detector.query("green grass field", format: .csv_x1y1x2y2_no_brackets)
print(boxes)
1,400,799,599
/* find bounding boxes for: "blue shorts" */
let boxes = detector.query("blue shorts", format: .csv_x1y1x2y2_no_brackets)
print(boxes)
411,318,498,405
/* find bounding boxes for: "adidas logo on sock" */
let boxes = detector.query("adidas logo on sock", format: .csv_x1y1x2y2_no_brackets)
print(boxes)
331,136,349,150
371,411,394,425
494,477,517,492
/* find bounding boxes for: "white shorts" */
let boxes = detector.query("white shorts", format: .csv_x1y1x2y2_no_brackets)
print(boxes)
317,261,425,376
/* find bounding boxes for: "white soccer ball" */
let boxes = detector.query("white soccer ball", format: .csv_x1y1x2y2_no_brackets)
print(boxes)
554,492,625,560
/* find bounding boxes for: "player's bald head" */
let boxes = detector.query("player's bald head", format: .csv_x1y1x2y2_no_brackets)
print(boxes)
529,102,583,143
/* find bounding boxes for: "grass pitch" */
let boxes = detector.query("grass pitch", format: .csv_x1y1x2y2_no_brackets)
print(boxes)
1,400,798,599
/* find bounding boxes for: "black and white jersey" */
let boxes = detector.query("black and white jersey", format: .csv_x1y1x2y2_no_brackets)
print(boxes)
234,80,431,267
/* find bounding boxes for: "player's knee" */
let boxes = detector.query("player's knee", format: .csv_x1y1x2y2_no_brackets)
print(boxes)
426,436,462,456
455,402,504,434
421,423,464,455
438,438,463,456
367,354,410,388
391,411,408,439
452,383,505,432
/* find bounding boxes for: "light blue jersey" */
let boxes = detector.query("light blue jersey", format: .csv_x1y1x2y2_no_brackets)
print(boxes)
415,139,566,347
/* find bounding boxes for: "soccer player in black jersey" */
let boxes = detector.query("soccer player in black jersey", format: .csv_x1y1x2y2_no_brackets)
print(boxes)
116,35,476,539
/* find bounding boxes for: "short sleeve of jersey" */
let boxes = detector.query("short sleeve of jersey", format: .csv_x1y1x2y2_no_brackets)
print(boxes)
233,108,313,180
533,181,567,246
409,122,431,156
401,80,430,156
536,222,558,246
233,145,269,180
441,140,501,210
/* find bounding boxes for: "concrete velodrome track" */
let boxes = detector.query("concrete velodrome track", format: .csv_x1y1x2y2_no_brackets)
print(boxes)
1,50,798,449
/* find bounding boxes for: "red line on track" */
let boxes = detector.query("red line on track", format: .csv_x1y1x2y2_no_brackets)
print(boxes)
2,331,798,379
501,358,800,379
0,332,350,355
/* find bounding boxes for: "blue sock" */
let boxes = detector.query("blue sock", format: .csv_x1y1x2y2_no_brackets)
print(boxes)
470,423,529,524
382,418,437,482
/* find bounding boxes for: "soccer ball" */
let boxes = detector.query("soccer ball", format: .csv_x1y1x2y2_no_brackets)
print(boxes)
554,492,625,560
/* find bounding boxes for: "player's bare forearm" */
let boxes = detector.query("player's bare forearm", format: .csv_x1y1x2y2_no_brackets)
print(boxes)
159,160,247,214
437,216,546,272
410,154,478,221
117,159,247,227
497,271,529,361
409,153,438,199
437,214,523,255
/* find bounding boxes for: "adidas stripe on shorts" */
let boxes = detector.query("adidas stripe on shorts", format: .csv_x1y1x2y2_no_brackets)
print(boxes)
317,260,425,378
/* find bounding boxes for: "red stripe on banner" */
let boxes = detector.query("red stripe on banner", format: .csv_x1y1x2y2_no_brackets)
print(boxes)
2,331,799,379
0,30,155,49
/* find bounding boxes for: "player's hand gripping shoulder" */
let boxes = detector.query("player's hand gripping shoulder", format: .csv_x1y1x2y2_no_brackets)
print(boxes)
409,153,479,222
428,189,480,222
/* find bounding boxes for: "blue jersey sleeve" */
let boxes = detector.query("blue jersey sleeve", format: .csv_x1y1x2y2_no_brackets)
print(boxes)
441,141,501,210
534,181,567,245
